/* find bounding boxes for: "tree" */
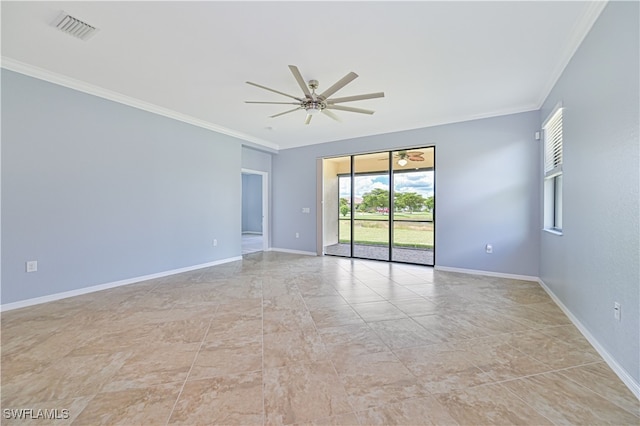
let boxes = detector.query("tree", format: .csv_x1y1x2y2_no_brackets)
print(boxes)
340,204,350,217
361,188,389,212
339,197,349,206
395,192,425,213
425,195,435,213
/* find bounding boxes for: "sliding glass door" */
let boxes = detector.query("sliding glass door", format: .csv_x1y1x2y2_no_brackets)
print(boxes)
323,147,434,266
352,152,390,261
391,149,434,265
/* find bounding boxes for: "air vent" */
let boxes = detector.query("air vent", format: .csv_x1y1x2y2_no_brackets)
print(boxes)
53,12,98,41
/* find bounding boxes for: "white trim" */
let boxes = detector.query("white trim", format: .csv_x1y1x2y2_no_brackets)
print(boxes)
537,278,640,399
434,265,539,282
1,58,279,151
535,1,608,108
269,247,317,256
0,256,242,312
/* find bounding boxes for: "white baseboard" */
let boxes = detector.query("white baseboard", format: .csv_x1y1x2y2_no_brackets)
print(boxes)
537,278,640,400
0,256,242,312
434,265,538,282
268,247,317,256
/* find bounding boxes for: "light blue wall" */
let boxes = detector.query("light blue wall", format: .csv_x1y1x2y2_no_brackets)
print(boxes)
272,111,541,277
242,174,263,233
1,70,243,305
242,146,272,173
539,2,639,384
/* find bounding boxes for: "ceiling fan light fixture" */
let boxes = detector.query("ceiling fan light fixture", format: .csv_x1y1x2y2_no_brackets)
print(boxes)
246,65,384,124
398,159,408,167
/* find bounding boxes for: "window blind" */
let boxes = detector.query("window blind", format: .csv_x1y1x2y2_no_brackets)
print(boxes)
544,108,563,175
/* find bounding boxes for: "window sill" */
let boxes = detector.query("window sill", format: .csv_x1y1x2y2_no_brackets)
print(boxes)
543,228,563,236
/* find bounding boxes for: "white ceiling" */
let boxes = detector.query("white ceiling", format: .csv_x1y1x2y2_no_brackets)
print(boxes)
1,1,605,151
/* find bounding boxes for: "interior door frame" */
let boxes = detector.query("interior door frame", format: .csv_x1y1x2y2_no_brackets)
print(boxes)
241,168,269,252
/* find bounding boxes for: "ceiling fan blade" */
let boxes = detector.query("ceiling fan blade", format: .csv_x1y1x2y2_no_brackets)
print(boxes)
326,92,385,104
270,107,302,118
321,109,341,122
305,114,313,125
245,101,301,105
326,104,375,115
318,72,358,100
246,81,303,101
288,65,312,99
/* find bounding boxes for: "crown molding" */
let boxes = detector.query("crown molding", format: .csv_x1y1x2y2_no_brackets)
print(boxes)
1,57,280,152
535,0,609,109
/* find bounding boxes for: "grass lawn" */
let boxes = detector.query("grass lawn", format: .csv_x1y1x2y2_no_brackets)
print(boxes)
339,219,434,249
341,212,433,222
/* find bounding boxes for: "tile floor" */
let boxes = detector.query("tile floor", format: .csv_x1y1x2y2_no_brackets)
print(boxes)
1,252,638,425
242,233,264,254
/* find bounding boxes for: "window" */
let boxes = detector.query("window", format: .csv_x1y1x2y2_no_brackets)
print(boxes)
543,105,563,233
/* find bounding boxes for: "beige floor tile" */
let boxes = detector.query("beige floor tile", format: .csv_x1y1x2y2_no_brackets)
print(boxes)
367,318,437,349
305,411,361,425
1,352,130,406
349,301,409,322
411,314,489,342
391,297,439,316
458,336,551,381
0,396,92,425
337,286,386,304
394,343,493,394
502,371,639,424
169,372,263,425
101,343,199,391
498,286,552,305
504,329,601,369
558,362,640,417
503,302,572,329
263,329,328,368
309,305,366,329
367,285,423,301
301,294,349,309
264,361,352,425
318,323,391,360
263,307,316,334
332,351,429,412
355,396,459,425
73,383,181,425
204,317,262,347
435,383,554,425
2,252,634,425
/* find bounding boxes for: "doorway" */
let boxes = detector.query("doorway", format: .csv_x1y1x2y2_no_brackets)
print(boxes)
322,147,434,266
241,169,269,254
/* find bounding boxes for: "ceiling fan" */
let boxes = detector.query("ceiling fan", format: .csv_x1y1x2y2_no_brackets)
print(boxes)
245,65,384,125
379,150,425,166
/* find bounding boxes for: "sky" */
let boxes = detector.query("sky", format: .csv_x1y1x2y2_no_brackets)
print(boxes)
339,171,434,199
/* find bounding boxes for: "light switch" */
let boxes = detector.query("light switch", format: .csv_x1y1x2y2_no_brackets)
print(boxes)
26,261,38,272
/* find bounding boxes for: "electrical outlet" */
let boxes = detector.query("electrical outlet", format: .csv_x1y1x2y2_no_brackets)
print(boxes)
26,260,38,272
485,244,493,254
295,232,299,239
614,302,621,321
213,239,217,247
